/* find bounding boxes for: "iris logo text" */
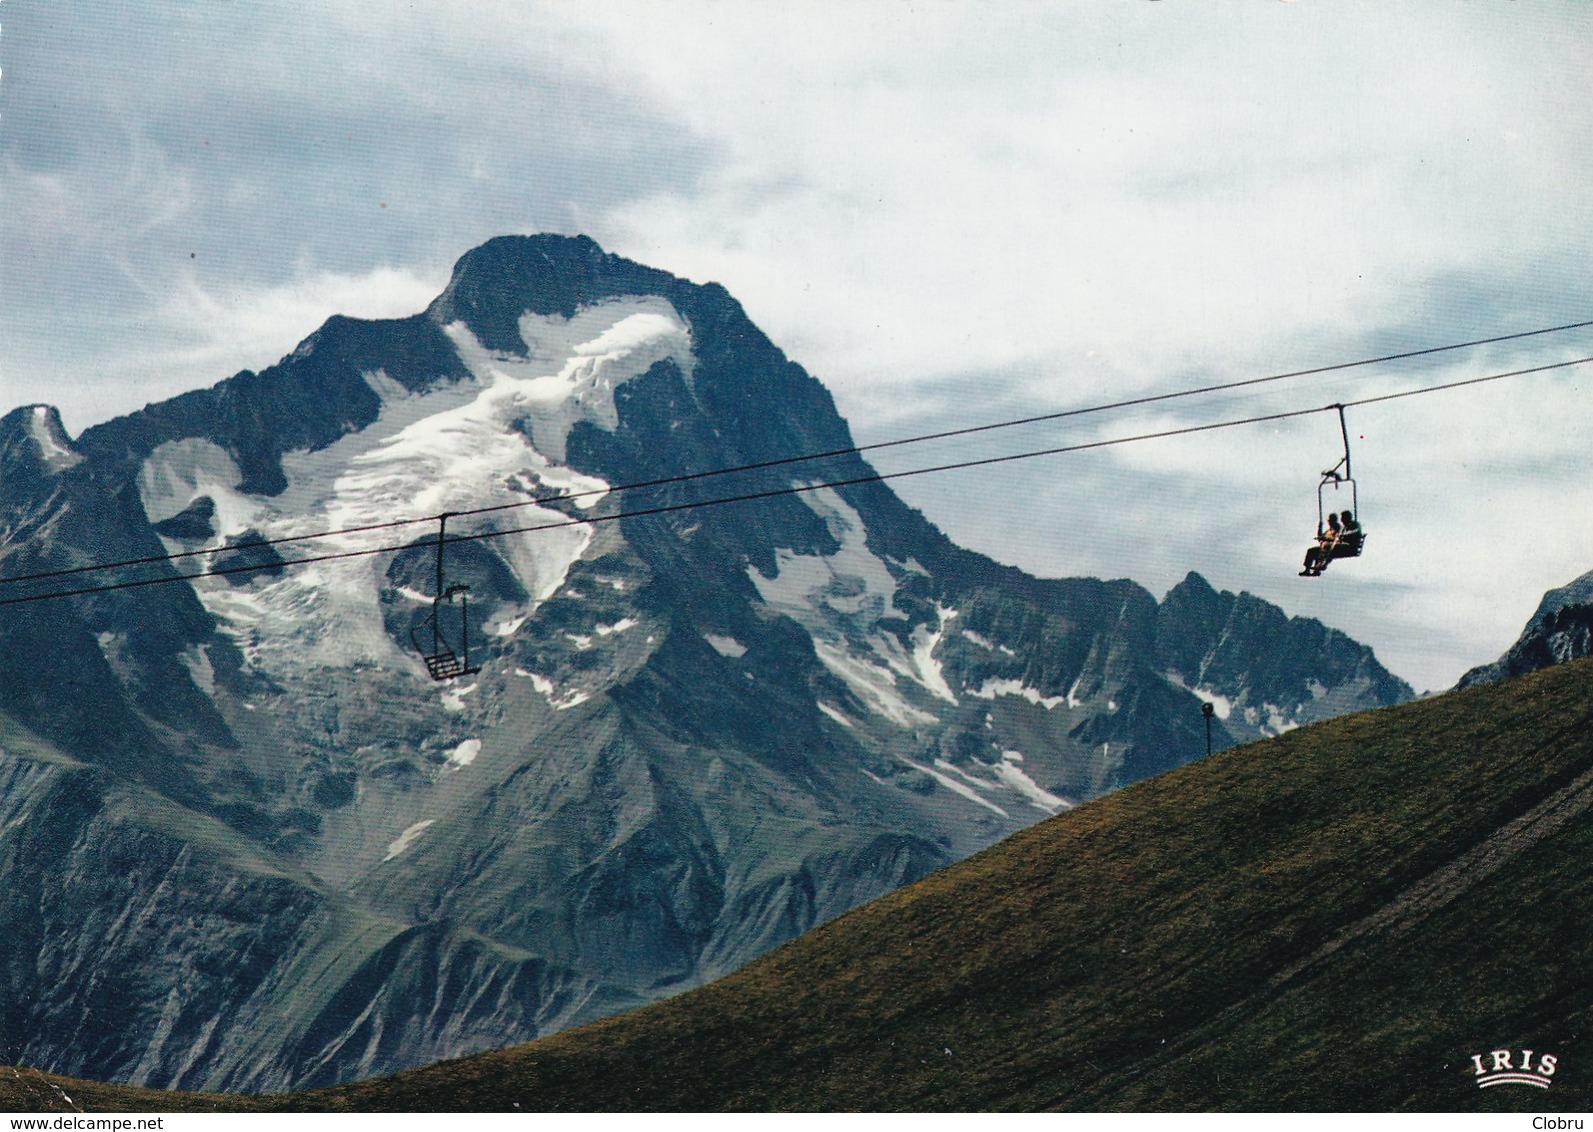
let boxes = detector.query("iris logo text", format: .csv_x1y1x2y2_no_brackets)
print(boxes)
1469,1048,1558,1089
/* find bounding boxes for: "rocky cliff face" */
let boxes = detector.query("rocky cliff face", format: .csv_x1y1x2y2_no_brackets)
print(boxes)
1457,567,1593,688
0,234,1412,1090
0,716,638,1093
1155,571,1411,742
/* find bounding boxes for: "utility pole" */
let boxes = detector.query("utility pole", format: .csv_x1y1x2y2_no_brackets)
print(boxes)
1202,701,1214,758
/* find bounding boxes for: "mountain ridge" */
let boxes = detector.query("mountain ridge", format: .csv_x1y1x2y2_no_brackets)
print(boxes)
0,656,1585,1113
268,653,1593,1112
0,233,1411,1090
1459,565,1593,688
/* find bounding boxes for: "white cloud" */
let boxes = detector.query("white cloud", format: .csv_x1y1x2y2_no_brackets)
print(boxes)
572,1,1593,422
0,0,708,426
3,1,1592,691
25,266,443,430
155,266,446,369
549,1,1593,689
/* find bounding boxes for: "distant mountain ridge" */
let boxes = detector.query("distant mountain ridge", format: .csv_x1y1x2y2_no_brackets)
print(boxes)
0,234,1411,1091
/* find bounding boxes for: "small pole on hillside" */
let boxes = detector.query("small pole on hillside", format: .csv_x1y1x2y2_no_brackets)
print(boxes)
1202,701,1214,758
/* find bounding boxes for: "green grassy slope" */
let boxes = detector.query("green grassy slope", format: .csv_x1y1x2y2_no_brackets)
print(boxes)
6,658,1593,1112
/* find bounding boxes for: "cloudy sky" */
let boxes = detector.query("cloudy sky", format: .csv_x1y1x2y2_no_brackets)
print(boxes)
2,1,1592,691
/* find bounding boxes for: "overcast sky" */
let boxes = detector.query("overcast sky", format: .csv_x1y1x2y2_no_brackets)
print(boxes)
2,1,1592,691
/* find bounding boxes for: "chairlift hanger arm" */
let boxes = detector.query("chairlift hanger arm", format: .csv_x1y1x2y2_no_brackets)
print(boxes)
1320,404,1352,481
435,513,450,601
412,513,480,681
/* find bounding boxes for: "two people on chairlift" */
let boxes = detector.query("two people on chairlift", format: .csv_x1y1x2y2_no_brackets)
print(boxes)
1300,510,1360,577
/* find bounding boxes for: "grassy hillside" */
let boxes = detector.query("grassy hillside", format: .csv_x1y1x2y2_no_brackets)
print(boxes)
6,657,1593,1112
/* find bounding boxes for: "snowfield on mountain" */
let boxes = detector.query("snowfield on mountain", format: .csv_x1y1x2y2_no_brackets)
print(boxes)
0,235,1410,1091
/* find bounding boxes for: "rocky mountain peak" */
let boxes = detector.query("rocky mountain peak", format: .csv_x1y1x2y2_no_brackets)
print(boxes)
426,233,681,353
0,234,1414,1092
0,403,82,478
1155,569,1412,741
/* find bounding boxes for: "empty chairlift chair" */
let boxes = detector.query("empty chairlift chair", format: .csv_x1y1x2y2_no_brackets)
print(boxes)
410,514,481,681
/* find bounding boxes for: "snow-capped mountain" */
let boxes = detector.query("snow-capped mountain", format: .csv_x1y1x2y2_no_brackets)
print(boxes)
0,235,1411,1091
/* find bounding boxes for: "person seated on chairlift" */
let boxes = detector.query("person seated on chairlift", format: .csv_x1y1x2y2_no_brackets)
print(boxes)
1334,510,1362,556
1300,513,1341,577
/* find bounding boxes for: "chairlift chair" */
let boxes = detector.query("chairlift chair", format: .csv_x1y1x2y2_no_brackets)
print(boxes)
1301,405,1366,575
410,515,481,681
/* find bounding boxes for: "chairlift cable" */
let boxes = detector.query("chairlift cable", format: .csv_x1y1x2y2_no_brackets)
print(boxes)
3,317,1590,591
4,353,1588,610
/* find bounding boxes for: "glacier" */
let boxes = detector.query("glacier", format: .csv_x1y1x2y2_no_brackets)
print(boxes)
0,234,1414,1092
